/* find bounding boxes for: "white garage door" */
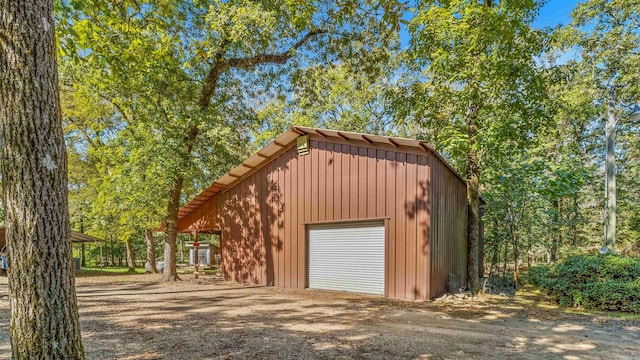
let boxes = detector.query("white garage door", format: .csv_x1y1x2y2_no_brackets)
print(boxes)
307,221,385,295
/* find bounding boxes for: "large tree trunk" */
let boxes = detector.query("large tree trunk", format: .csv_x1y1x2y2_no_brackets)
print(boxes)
512,233,519,274
125,238,136,272
145,229,157,273
466,108,481,292
570,195,579,246
0,1,85,358
163,175,183,281
162,126,198,282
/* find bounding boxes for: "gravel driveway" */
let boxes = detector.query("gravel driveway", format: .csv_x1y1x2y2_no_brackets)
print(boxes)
0,274,639,359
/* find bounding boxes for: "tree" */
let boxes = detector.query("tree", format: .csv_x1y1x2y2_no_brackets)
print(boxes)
407,0,550,290
57,0,404,281
539,60,600,260
58,60,163,273
565,0,640,252
452,0,640,272
254,38,405,144
145,229,157,273
0,0,85,358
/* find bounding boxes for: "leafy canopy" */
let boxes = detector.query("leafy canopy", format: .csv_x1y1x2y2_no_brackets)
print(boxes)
406,0,550,172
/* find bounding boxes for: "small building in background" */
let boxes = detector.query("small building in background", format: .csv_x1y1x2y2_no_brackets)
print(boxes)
187,242,210,268
186,242,221,269
0,226,104,272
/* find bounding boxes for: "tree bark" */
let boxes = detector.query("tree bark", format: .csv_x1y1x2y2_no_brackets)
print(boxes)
163,175,183,281
502,236,508,277
513,232,519,275
604,89,616,252
80,214,86,267
125,237,135,272
0,1,85,358
489,219,500,277
550,199,560,262
570,195,579,246
145,229,157,273
110,238,115,266
81,242,86,268
162,125,198,281
466,107,481,292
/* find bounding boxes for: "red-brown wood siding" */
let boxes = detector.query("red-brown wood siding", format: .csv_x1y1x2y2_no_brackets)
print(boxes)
182,135,467,300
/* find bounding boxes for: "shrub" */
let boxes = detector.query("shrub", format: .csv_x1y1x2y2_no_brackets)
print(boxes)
524,265,550,287
577,280,640,313
536,255,640,313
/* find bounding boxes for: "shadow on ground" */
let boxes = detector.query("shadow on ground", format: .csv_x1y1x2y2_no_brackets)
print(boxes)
0,274,639,359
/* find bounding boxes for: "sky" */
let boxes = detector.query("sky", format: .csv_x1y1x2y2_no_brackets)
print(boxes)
534,0,582,28
399,0,583,48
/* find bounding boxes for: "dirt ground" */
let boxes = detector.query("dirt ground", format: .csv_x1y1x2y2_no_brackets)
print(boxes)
1,274,639,360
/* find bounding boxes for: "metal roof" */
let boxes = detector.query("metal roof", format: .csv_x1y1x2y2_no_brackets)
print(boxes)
69,232,106,243
178,126,466,220
0,226,105,248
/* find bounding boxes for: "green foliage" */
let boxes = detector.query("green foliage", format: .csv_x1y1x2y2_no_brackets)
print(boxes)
406,1,555,284
538,255,640,313
52,0,640,281
523,265,550,287
55,0,406,274
564,0,640,102
560,0,640,253
480,0,640,273
254,42,406,146
577,280,640,313
406,0,550,171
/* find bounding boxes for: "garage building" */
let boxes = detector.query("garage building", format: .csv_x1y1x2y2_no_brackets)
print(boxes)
177,127,469,300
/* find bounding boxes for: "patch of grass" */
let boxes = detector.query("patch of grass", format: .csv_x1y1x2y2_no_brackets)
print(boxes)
178,268,218,275
77,266,147,276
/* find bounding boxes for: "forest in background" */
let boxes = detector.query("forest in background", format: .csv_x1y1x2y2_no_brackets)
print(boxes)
5,0,638,279
5,1,640,358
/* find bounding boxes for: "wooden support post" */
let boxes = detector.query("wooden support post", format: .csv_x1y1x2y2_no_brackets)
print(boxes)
193,231,199,279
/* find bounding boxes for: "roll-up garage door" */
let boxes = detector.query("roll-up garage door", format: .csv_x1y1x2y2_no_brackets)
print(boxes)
307,221,385,295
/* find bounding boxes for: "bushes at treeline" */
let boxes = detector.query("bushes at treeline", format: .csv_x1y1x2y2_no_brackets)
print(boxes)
527,255,640,313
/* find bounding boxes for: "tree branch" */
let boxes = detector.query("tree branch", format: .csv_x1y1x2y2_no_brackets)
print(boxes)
96,91,132,124
65,116,101,148
198,30,325,108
